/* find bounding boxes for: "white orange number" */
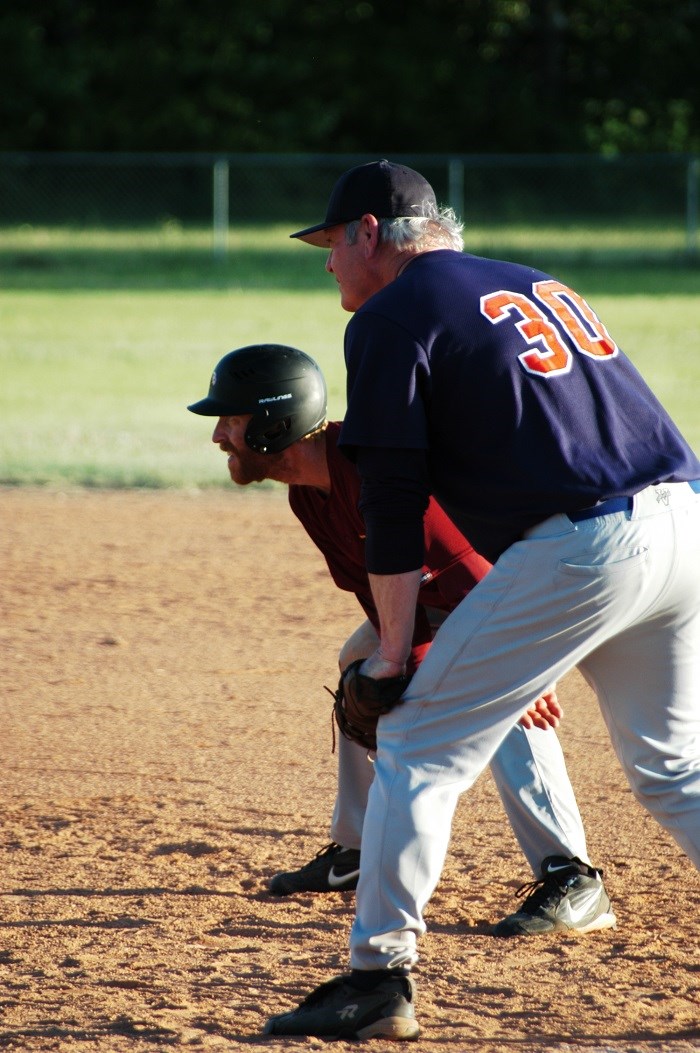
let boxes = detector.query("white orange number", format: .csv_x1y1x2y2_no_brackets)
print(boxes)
480,282,618,377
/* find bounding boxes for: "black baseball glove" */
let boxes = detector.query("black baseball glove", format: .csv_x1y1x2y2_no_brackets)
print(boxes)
330,659,411,751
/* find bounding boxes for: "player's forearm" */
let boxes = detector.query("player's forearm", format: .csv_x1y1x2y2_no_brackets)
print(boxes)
365,568,423,676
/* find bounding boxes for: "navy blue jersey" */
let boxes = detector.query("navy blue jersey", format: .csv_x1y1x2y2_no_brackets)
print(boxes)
339,250,700,562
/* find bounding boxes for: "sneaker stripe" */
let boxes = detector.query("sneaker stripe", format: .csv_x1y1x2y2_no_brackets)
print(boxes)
327,865,361,888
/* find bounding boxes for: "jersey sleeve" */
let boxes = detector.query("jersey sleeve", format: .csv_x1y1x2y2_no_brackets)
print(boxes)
355,445,430,575
340,311,431,453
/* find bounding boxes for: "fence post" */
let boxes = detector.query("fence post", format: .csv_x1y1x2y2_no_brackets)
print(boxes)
686,156,699,261
448,158,465,217
213,159,229,259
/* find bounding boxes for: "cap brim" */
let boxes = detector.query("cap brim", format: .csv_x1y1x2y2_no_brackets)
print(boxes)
289,222,334,247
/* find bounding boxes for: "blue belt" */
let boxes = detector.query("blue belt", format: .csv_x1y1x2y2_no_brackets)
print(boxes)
568,497,632,522
568,479,700,523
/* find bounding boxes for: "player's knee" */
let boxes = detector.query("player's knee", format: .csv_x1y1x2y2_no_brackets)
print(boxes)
338,620,379,671
338,640,368,670
624,758,699,823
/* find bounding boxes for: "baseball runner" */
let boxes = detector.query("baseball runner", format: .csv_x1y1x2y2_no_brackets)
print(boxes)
256,161,700,1040
188,345,616,942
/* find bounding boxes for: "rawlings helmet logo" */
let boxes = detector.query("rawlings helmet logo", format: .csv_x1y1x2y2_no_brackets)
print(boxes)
258,393,293,404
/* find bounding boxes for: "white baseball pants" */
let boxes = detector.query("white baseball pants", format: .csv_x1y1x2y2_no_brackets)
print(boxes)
331,720,591,874
350,482,700,969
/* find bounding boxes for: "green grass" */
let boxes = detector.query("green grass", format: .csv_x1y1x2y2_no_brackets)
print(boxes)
0,224,325,291
2,221,697,290
1,224,698,489
0,287,348,488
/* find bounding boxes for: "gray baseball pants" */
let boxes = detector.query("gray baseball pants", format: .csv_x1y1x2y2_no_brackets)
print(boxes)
350,482,700,969
331,720,591,874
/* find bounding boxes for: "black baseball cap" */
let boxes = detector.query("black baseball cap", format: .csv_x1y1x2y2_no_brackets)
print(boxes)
290,159,437,247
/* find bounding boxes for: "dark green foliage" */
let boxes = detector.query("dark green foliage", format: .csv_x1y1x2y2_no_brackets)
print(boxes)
0,0,698,153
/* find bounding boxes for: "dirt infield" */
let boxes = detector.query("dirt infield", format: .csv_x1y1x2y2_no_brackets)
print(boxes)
2,488,699,1052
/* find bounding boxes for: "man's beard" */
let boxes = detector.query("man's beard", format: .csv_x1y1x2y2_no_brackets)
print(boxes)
222,444,284,486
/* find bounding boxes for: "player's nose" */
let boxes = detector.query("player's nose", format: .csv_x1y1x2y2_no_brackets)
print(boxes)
212,417,227,443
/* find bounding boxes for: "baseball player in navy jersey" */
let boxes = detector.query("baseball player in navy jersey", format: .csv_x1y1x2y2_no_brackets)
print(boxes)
261,161,700,1040
188,344,616,939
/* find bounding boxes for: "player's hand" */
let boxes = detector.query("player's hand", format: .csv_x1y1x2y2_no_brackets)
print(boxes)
518,688,562,730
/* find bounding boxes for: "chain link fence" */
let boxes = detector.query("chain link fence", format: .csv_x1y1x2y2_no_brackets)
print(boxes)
1,151,698,264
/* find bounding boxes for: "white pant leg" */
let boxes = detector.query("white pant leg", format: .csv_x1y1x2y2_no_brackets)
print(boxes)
332,717,591,869
330,735,375,850
578,602,700,858
331,619,381,850
580,637,700,866
577,484,700,866
490,724,590,872
351,484,700,969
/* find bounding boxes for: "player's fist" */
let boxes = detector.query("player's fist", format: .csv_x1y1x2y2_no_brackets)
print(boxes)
518,688,562,731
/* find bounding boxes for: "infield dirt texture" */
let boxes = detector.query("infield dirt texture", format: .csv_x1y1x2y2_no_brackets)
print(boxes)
2,488,699,1052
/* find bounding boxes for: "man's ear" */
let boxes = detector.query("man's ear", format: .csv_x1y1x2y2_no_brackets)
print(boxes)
358,213,381,256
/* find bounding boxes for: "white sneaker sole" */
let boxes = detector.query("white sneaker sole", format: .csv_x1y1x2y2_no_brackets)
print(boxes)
356,1016,421,1040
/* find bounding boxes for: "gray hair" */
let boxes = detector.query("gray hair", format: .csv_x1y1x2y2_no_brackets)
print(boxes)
345,205,464,252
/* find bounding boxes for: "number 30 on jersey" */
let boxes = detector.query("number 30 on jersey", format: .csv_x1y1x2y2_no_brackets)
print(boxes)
480,280,619,377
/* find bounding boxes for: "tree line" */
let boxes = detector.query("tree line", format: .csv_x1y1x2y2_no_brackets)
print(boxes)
1,0,698,155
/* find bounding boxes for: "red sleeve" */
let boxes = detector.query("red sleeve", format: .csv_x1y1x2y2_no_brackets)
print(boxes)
417,498,492,612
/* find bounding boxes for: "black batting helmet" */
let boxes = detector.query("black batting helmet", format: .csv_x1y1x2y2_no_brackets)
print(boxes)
187,344,327,454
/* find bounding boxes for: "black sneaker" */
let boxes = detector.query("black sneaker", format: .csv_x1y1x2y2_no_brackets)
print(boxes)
263,972,420,1040
267,842,361,895
493,855,617,937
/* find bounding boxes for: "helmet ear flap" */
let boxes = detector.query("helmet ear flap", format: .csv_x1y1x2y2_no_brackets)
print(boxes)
245,416,291,454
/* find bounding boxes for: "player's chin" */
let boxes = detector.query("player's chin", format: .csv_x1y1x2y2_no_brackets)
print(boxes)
227,461,267,486
338,287,360,313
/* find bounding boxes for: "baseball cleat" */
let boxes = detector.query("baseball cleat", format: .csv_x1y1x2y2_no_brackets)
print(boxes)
493,855,617,937
263,972,420,1040
267,841,361,895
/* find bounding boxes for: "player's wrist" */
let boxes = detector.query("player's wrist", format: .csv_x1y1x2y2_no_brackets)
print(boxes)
377,647,409,669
